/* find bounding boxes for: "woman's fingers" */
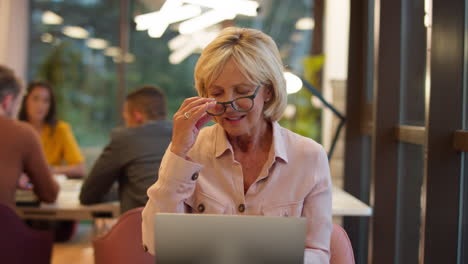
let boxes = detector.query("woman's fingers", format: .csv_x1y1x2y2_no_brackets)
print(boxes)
189,101,216,123
170,97,216,158
17,174,32,190
196,113,214,130
178,97,215,115
178,96,203,109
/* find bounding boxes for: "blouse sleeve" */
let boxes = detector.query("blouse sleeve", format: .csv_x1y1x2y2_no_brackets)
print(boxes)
302,147,332,263
59,122,84,165
141,147,203,255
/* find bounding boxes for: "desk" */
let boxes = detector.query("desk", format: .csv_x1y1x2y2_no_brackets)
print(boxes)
16,180,371,220
332,186,372,216
15,179,120,220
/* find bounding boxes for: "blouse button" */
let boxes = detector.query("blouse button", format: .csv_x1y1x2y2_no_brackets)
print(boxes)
197,203,205,213
238,204,246,213
191,172,199,181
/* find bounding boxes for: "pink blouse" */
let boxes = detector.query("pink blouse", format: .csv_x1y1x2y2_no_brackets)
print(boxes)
142,122,332,263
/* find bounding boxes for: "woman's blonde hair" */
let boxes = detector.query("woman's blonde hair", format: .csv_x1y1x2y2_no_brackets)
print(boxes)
194,27,287,121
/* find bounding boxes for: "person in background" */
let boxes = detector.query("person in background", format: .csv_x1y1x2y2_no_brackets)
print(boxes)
18,81,84,242
80,86,172,213
142,27,332,263
0,65,59,209
18,81,85,178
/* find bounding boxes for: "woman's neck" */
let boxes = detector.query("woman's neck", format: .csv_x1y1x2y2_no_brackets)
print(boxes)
228,121,272,153
29,119,45,132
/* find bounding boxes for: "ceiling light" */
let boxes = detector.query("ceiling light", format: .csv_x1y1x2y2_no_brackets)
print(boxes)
135,0,184,37
134,0,181,24
86,38,108,49
168,27,219,64
148,22,170,38
104,46,121,57
295,17,315,30
62,26,89,39
169,40,199,64
137,4,201,32
179,9,235,35
41,33,54,43
168,34,191,50
193,29,219,48
42,11,63,25
182,0,259,16
124,53,135,63
284,72,303,94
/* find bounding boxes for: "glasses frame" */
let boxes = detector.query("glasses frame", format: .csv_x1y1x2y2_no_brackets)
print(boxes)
206,85,261,116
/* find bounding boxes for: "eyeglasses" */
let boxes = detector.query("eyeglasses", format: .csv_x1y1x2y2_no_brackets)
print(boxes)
206,85,261,116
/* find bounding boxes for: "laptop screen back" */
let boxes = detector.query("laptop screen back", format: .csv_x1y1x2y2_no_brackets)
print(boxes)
154,213,306,264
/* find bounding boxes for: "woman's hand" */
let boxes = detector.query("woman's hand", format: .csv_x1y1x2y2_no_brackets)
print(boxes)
17,173,33,190
170,97,216,159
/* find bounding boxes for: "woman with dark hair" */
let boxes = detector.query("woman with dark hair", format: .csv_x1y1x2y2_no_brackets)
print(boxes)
19,81,85,178
19,81,85,242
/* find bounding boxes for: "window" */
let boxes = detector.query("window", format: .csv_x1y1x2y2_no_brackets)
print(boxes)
29,0,318,150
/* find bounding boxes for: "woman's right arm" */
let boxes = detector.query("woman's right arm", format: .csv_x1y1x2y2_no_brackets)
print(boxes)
142,97,216,255
22,125,59,203
141,149,203,255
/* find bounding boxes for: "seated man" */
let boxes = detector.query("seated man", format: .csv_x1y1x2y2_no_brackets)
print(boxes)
0,65,59,209
79,86,172,213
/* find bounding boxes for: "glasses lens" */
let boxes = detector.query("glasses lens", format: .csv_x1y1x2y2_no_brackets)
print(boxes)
206,103,225,115
233,98,254,112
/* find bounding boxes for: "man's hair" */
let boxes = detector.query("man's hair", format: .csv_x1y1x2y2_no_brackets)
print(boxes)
0,65,21,101
126,86,167,120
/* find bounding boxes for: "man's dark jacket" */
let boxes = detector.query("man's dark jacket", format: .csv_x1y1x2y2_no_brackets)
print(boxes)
80,120,172,213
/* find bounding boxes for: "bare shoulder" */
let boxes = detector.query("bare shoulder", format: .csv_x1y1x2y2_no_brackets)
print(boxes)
0,118,40,146
17,120,41,141
8,119,36,136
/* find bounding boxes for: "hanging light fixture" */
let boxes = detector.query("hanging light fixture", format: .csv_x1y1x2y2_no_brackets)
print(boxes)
284,72,303,94
42,10,63,25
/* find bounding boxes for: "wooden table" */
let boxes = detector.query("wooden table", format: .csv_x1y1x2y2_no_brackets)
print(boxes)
16,179,371,220
15,179,120,220
332,186,372,216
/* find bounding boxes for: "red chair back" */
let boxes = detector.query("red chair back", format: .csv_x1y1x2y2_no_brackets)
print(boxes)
330,223,355,264
93,207,154,264
0,203,53,264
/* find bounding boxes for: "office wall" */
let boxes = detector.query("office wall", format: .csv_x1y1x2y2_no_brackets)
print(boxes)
0,0,29,82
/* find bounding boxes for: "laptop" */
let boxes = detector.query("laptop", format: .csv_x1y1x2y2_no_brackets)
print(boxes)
154,213,306,264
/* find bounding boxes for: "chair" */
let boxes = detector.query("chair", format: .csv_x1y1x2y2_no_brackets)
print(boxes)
93,207,154,264
0,203,53,264
330,223,355,264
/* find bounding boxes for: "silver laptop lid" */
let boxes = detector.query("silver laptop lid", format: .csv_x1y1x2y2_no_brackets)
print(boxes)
154,213,306,264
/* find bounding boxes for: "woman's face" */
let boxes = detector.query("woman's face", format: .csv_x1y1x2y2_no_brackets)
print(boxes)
26,86,51,123
207,58,271,137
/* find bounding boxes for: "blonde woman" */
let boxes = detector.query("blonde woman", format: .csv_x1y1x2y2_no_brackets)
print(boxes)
142,27,332,263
